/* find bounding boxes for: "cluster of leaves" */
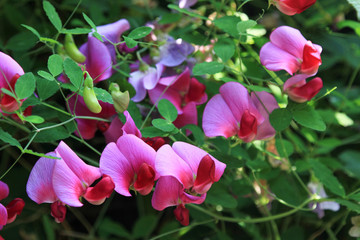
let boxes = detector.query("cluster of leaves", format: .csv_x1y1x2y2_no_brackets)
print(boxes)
0,0,360,239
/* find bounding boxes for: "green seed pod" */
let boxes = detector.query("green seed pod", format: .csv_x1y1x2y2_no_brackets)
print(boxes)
83,72,102,114
109,83,130,113
64,34,86,63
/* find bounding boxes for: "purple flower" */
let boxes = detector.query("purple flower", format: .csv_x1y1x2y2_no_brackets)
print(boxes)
179,0,197,8
156,37,194,67
308,182,340,218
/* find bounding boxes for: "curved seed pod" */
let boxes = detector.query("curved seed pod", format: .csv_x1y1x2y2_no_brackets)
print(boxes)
83,72,102,114
109,83,130,113
64,34,86,63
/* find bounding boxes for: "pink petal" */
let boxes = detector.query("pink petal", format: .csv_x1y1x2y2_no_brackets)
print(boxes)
283,74,308,91
156,144,194,189
151,176,182,211
129,71,147,102
251,91,278,140
76,118,98,139
287,77,323,103
83,175,115,205
103,116,125,143
170,68,191,93
26,153,58,204
0,181,9,201
148,85,183,113
95,19,130,45
202,94,238,138
99,142,133,197
0,204,7,227
122,111,142,137
55,141,101,187
260,42,301,75
269,26,307,59
82,37,113,83
181,191,206,205
174,205,189,226
0,52,24,89
173,102,197,129
52,160,85,207
172,141,226,182
115,134,157,178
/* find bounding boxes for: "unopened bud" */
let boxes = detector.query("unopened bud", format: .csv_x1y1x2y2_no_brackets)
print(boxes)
109,83,130,113
64,34,86,63
83,72,102,114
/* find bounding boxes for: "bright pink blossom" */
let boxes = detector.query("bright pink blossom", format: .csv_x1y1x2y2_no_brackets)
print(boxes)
283,74,323,103
202,82,278,142
27,142,114,222
0,181,25,231
149,68,207,128
152,142,226,225
260,26,322,76
0,52,25,112
68,94,140,142
100,134,159,196
272,0,316,16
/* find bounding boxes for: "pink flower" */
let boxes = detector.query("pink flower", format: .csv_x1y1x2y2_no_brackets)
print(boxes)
179,0,197,8
272,0,316,16
100,134,159,196
148,68,207,128
202,82,278,142
0,52,25,112
27,142,114,221
68,94,140,142
0,181,25,230
283,74,323,103
260,26,322,76
151,142,226,225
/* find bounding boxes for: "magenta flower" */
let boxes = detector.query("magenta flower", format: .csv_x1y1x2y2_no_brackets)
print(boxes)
202,82,278,142
283,74,323,103
129,63,164,102
152,142,226,225
0,181,25,230
260,26,322,76
272,0,316,15
0,52,25,112
68,94,140,142
149,68,207,128
100,134,159,196
27,142,114,221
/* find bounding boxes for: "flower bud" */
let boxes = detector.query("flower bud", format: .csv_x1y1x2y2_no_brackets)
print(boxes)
83,72,102,113
64,34,86,63
109,83,130,113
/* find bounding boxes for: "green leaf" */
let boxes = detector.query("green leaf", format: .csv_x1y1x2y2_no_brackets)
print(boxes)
42,215,55,240
275,138,294,158
309,159,345,197
98,218,131,238
269,108,292,132
48,54,63,77
349,192,360,201
152,118,176,132
206,188,237,209
214,38,235,62
94,87,113,104
24,115,45,124
6,32,37,51
132,215,158,238
213,16,241,37
23,149,60,159
1,88,16,99
82,13,97,30
339,150,360,179
38,70,55,81
60,28,92,35
158,13,182,24
33,123,70,142
335,199,360,213
92,32,103,42
43,1,62,31
181,124,204,145
37,77,59,100
128,26,152,39
21,95,40,110
123,36,138,48
292,105,326,131
347,0,360,20
15,72,36,99
237,20,257,34
157,99,178,122
63,58,83,90
167,4,208,20
141,126,168,138
192,61,224,76
21,24,41,39
0,128,21,148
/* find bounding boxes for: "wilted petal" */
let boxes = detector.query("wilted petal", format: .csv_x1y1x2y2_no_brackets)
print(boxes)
51,201,67,223
26,153,58,204
202,94,238,138
6,198,25,224
156,144,194,189
55,141,101,187
99,142,133,197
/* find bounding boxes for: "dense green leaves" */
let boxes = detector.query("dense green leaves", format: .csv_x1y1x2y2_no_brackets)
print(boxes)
292,105,326,131
152,118,176,132
269,108,292,131
157,99,178,122
0,128,21,148
15,72,36,99
193,62,224,75
237,20,257,34
213,16,241,37
63,58,83,90
214,38,235,62
36,77,58,100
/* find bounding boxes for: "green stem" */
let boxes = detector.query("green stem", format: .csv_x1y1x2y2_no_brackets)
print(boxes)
41,102,72,116
70,135,101,156
88,194,114,238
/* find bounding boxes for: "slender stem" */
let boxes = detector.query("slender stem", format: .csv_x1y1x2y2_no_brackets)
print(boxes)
70,135,101,156
41,102,72,116
88,194,114,237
